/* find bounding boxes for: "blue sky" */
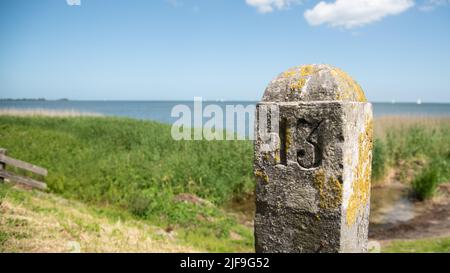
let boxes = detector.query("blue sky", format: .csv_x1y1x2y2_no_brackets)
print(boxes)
0,0,449,102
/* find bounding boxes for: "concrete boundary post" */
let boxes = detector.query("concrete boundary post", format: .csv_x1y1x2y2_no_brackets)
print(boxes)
254,64,373,253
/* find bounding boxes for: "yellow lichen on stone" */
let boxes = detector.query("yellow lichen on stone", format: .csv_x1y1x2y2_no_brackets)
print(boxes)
255,170,269,184
289,78,307,93
286,127,292,152
331,67,367,102
274,148,280,163
288,65,318,93
314,169,343,210
300,65,316,77
283,70,297,78
274,138,282,163
346,117,373,225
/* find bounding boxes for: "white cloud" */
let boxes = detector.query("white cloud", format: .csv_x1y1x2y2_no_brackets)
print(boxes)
66,0,81,6
304,0,414,28
419,0,450,11
246,0,300,13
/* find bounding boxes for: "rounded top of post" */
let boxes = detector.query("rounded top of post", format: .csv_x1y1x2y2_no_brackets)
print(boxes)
262,64,367,103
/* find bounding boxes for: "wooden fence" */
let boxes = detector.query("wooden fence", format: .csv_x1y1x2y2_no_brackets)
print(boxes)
0,148,47,190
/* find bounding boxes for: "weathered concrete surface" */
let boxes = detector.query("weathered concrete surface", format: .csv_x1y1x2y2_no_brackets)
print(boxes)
261,64,367,103
254,64,373,253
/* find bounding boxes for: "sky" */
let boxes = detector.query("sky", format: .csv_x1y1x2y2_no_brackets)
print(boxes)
0,0,449,102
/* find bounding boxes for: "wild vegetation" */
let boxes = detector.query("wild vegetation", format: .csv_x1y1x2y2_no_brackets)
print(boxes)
1,114,449,252
372,116,450,200
0,184,199,252
0,115,254,252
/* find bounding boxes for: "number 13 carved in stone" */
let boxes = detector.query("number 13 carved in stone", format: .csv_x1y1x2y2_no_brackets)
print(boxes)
296,119,323,169
279,118,324,169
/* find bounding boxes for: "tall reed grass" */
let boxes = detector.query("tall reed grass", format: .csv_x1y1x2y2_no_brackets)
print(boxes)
372,116,450,199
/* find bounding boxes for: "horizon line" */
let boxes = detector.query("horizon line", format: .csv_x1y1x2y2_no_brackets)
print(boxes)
1,98,450,104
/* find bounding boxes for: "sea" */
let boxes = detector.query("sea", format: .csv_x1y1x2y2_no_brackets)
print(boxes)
1,100,449,137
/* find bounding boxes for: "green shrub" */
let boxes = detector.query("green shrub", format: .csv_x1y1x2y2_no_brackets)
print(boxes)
412,161,441,200
129,192,151,217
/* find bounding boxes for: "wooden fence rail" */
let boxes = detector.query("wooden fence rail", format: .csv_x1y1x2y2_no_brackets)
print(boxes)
0,148,47,190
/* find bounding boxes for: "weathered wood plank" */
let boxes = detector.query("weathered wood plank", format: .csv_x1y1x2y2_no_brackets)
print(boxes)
0,170,47,190
0,149,6,182
0,154,48,176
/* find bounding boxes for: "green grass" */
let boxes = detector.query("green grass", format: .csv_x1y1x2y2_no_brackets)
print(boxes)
0,183,191,252
0,182,253,252
383,237,450,253
0,181,6,205
372,118,450,199
0,116,254,251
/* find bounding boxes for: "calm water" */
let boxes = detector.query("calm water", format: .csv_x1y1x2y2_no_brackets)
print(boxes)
1,101,449,136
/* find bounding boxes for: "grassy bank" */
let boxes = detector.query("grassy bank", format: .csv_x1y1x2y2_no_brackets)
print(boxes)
0,184,199,252
0,115,254,252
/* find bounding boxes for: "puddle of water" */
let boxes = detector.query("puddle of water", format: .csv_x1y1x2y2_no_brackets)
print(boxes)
370,184,420,225
226,195,255,227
